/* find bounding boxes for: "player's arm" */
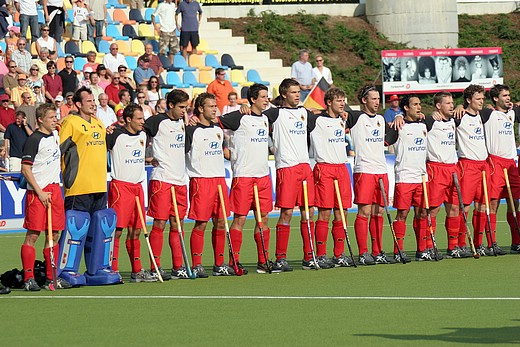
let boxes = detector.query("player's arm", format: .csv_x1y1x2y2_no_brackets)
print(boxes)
424,115,436,132
218,110,243,131
385,122,398,146
344,110,362,130
21,136,51,206
184,125,195,154
480,107,492,124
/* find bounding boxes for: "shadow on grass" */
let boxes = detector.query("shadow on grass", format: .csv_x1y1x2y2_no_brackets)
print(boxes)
356,326,520,344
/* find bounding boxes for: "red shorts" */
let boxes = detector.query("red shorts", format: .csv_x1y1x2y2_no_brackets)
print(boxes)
426,162,459,207
147,180,188,220
458,158,488,205
393,183,425,210
230,175,273,215
275,163,315,209
188,177,230,221
353,173,388,206
313,163,352,209
108,180,144,229
24,184,65,231
488,155,520,200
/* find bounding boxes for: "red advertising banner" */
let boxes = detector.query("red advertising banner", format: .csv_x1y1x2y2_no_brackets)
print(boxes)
382,47,503,95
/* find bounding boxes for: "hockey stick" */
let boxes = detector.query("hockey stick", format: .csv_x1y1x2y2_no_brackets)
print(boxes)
253,184,272,274
135,196,164,282
503,168,520,240
482,171,498,256
302,180,320,270
378,178,406,264
217,185,244,276
170,187,196,279
452,173,479,259
46,202,57,291
421,175,441,261
333,179,357,268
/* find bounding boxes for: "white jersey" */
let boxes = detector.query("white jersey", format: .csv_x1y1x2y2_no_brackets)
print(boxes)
457,112,487,161
144,114,187,186
185,123,225,178
481,107,518,159
219,111,270,177
387,121,427,183
308,112,348,164
106,128,147,184
425,116,458,164
264,107,311,169
346,110,387,174
21,130,61,190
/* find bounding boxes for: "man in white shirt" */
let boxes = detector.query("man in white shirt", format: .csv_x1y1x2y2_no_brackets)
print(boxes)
15,0,39,43
152,0,178,65
102,43,128,75
291,49,313,102
96,93,117,128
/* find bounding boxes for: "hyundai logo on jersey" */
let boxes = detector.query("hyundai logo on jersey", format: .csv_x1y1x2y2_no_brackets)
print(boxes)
474,127,482,135
132,150,141,157
209,141,218,149
414,137,424,146
447,132,454,140
371,129,380,137
92,132,100,139
294,121,303,129
176,134,184,142
257,129,266,136
504,122,512,129
334,129,343,137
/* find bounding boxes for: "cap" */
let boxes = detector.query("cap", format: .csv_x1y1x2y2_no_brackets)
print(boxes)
97,64,106,70
65,91,74,98
116,108,124,117
389,94,399,102
17,74,27,80
118,65,127,71
8,26,20,34
55,95,64,102
141,56,150,63
84,67,93,73
0,94,9,101
33,81,42,88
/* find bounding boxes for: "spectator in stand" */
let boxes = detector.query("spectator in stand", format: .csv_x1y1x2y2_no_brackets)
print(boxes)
130,0,144,10
175,0,203,60
86,0,106,49
72,0,89,46
16,91,36,129
118,65,136,97
383,94,402,124
0,94,16,139
32,82,45,106
89,72,104,105
32,47,50,78
27,64,46,97
222,91,240,115
152,0,178,64
11,38,32,76
11,73,36,108
35,24,58,60
96,93,117,128
43,60,62,103
83,51,99,73
138,43,164,76
0,143,8,172
136,91,154,119
155,98,167,114
147,76,161,110
134,56,155,86
102,43,128,75
207,67,234,114
114,89,131,115
14,0,39,44
105,72,127,108
97,64,111,90
291,49,313,102
42,0,66,43
4,60,19,97
5,26,21,62
60,92,78,116
58,56,77,96
53,95,64,120
77,67,92,89
313,54,333,86
4,110,33,171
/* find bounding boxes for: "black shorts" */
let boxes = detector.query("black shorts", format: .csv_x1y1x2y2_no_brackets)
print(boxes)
180,31,200,49
65,193,108,214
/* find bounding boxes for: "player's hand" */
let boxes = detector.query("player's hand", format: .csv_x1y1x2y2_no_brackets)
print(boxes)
188,115,199,126
417,112,425,120
452,105,464,119
239,104,251,115
151,158,159,167
38,191,52,207
431,111,443,121
106,125,115,134
391,115,404,130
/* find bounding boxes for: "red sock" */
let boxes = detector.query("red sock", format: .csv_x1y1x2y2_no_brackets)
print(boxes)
426,216,437,249
486,213,497,247
229,229,242,264
369,215,383,255
507,212,520,245
190,228,205,266
331,221,345,257
212,228,225,266
43,245,58,281
169,229,183,270
473,211,486,247
275,224,290,260
126,238,142,273
393,220,406,254
458,213,467,247
300,220,315,261
149,225,164,270
112,236,120,271
254,228,270,263
416,218,428,252
315,220,329,257
446,216,459,250
21,244,36,281
355,215,369,255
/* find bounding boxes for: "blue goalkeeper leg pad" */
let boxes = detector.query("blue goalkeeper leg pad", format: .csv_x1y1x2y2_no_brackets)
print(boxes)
84,208,122,286
57,210,90,287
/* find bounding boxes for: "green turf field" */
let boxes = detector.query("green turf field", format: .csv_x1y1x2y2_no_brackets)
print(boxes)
1,210,519,346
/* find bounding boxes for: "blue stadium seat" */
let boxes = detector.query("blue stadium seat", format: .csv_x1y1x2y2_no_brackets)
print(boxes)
205,54,228,70
149,39,159,53
158,54,180,72
165,71,189,88
106,25,129,41
56,42,65,58
107,0,127,9
173,55,196,71
98,40,111,54
106,13,121,26
241,86,249,99
74,57,87,71
129,9,147,24
67,9,73,23
247,69,270,85
65,41,86,57
144,8,155,23
183,71,206,88
125,56,137,71
221,53,244,70
0,41,6,53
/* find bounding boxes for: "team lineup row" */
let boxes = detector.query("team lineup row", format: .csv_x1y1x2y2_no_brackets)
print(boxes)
7,80,520,294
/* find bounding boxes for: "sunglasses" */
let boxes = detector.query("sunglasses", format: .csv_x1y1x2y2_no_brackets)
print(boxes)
42,29,49,32
111,48,118,50
30,68,39,71
65,61,73,63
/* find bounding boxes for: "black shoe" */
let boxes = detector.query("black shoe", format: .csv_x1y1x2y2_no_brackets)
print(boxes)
212,264,236,276
24,278,40,291
0,284,10,295
272,258,293,272
358,252,376,265
415,250,434,261
488,243,507,256
394,251,411,263
332,253,354,267
192,264,209,278
151,267,172,281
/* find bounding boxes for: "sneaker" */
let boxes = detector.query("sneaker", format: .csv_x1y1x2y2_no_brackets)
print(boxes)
332,253,354,267
488,243,507,256
171,267,191,279
213,264,236,276
272,258,293,272
235,263,248,275
394,251,411,263
511,244,520,254
415,250,434,261
428,248,444,260
24,278,40,291
446,246,464,258
192,264,208,278
317,255,334,269
302,258,319,270
44,277,72,290
256,262,272,274
131,269,158,283
476,245,493,256
151,267,172,281
374,252,396,264
358,252,376,265
459,246,472,258
0,284,10,295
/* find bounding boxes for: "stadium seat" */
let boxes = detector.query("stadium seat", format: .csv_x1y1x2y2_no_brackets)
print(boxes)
113,9,136,25
231,70,254,87
129,9,147,24
241,86,249,99
74,57,86,71
106,25,129,41
37,11,45,24
81,40,98,54
158,54,179,71
192,87,206,98
225,72,238,88
116,40,138,56
30,42,37,55
107,0,127,9
165,71,189,88
65,41,86,57
106,12,120,26
197,39,218,55
205,54,228,70
123,24,144,40
67,9,73,23
183,71,206,88
148,39,159,53
57,57,66,71
98,40,111,54
221,53,244,70
144,8,155,24
131,39,146,55
0,41,6,53
137,24,157,39
198,70,214,85
125,56,138,70
173,55,196,71
188,54,212,71
56,43,65,58
247,69,270,85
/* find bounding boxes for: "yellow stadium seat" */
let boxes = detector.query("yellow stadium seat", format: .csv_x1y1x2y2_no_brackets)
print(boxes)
137,23,158,39
197,39,218,55
131,39,145,55
188,54,212,71
116,40,138,56
192,87,206,98
81,40,98,54
30,42,37,55
199,70,214,85
230,70,253,87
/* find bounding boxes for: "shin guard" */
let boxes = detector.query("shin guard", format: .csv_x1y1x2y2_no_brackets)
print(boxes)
58,210,90,286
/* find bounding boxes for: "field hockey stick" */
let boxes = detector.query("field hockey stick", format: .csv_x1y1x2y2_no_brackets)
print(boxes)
135,196,163,282
503,168,520,240
253,184,272,273
170,187,196,279
452,173,479,259
302,180,320,270
46,202,57,291
333,179,357,268
217,185,243,276
421,175,440,261
482,171,497,256
378,178,406,264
